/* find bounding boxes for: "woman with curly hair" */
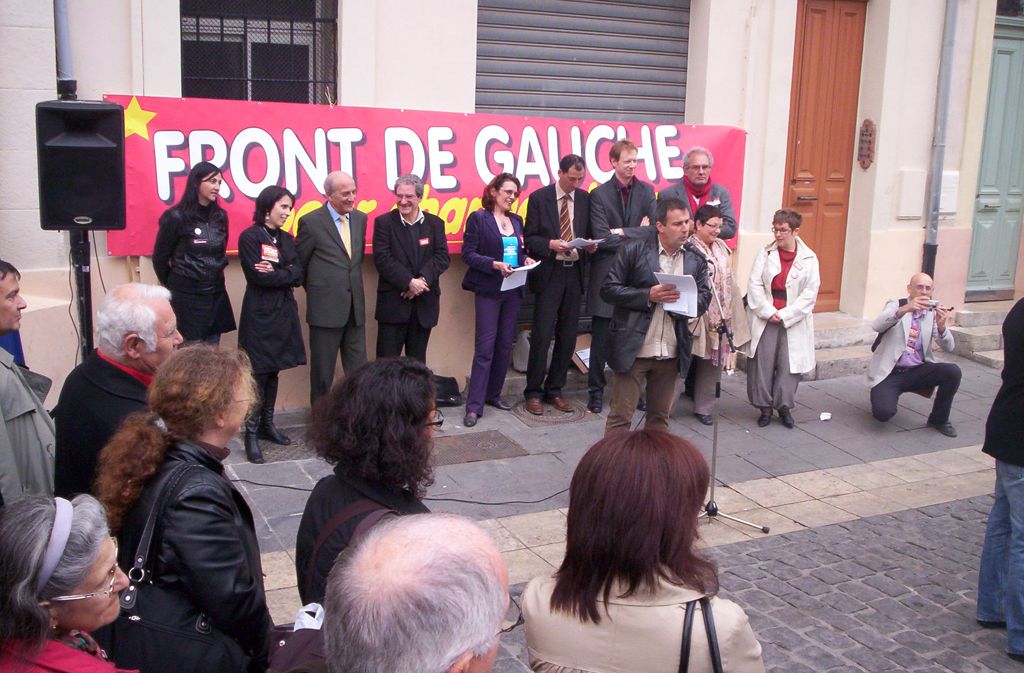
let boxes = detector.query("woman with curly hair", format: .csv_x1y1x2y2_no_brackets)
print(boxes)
93,344,271,673
295,356,439,605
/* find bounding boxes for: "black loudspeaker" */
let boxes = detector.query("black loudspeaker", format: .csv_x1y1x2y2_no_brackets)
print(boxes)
36,100,125,231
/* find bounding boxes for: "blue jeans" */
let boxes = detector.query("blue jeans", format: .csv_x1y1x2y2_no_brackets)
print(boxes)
978,459,1024,655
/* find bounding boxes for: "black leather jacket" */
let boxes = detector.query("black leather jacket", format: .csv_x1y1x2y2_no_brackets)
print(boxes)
153,207,230,292
600,228,711,376
117,441,271,668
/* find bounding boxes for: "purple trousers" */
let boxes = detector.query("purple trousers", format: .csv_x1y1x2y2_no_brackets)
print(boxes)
466,290,523,415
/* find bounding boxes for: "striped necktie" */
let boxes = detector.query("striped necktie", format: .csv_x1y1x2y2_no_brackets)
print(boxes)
559,194,572,242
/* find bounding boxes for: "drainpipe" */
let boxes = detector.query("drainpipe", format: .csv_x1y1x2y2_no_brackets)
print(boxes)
54,0,76,99
922,0,958,277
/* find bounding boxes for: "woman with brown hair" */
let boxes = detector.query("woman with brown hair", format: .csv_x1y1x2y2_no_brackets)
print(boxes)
461,172,535,427
522,429,764,673
94,344,271,673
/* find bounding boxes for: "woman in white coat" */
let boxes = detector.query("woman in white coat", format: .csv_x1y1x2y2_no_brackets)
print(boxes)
744,209,820,428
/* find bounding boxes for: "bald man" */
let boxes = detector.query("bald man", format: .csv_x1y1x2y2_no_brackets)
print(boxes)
323,514,510,673
296,171,368,403
866,273,961,437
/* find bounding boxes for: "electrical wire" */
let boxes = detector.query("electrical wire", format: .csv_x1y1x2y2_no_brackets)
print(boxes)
66,247,81,366
228,478,569,507
91,231,107,293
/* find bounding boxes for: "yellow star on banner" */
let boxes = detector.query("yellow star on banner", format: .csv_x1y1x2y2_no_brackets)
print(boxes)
124,96,157,140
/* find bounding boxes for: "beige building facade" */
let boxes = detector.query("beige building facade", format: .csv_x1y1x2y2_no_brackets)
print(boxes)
0,0,1015,409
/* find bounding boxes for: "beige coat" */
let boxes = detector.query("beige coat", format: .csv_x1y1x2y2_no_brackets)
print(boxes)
523,574,765,673
866,298,955,387
744,238,820,374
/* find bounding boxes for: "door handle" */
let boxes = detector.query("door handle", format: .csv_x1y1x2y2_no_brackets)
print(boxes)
796,195,818,201
982,204,1000,209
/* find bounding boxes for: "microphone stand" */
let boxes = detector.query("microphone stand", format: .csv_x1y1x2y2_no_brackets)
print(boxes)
699,270,770,534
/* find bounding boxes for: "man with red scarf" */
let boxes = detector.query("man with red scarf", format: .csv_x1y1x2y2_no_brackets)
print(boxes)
659,146,736,240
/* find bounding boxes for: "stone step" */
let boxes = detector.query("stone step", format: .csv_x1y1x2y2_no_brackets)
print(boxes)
813,311,876,348
803,345,874,381
968,349,1005,369
955,300,1015,328
949,324,1003,356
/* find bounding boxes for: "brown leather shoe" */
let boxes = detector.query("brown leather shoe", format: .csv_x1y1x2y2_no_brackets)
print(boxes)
525,398,543,415
547,397,573,413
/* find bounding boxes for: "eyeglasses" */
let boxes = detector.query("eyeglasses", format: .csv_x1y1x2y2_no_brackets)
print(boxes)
701,222,722,230
498,188,519,197
771,227,793,234
499,594,524,635
425,409,445,428
49,537,120,602
687,164,711,172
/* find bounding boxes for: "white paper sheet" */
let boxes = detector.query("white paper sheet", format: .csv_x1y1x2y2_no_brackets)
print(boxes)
500,260,542,291
653,273,699,317
566,237,604,248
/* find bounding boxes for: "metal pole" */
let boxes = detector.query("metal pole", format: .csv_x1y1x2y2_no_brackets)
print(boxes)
922,0,958,277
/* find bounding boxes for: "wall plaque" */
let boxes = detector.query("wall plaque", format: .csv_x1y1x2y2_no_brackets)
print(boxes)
858,118,876,170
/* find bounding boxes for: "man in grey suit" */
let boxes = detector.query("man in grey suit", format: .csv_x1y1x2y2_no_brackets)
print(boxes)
659,146,736,240
586,138,658,413
296,170,367,404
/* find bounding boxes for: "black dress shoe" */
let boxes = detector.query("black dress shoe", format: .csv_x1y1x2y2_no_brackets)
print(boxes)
927,419,957,437
587,396,603,414
779,410,795,429
695,413,714,426
757,413,771,428
486,399,512,411
257,423,292,446
244,433,265,464
977,619,1006,629
463,412,478,427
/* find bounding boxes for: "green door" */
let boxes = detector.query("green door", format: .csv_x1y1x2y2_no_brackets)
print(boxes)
967,17,1024,299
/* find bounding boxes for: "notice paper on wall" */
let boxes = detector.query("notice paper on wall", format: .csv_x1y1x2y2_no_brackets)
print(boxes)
653,273,699,318
500,260,542,291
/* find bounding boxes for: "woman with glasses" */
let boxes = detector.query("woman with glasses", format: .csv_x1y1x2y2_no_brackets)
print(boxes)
0,494,133,672
522,430,764,673
743,209,820,428
461,173,536,427
94,344,271,673
295,357,438,605
152,161,236,343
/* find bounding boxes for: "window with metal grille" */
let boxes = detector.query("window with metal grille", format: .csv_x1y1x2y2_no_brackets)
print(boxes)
180,0,337,105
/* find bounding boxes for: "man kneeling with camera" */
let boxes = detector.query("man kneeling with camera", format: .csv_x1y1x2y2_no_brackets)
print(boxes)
866,272,961,437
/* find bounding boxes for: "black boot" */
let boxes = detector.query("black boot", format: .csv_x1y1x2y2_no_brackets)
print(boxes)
257,374,291,445
244,415,264,464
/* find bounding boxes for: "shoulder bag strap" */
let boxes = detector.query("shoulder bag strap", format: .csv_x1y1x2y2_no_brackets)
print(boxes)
120,462,200,609
678,599,696,673
303,498,387,600
871,298,909,352
699,597,725,673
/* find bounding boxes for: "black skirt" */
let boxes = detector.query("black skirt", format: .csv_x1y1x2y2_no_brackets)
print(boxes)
169,283,236,341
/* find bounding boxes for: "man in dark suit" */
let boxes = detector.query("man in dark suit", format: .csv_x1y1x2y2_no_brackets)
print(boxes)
522,155,596,415
658,146,737,240
54,283,183,497
372,174,450,363
600,198,710,436
586,138,658,413
297,170,367,404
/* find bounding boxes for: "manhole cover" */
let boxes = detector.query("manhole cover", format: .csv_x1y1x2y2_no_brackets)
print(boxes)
431,430,527,466
250,427,314,464
509,397,601,428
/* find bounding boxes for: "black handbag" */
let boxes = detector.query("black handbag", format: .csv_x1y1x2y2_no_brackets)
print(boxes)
679,597,724,673
102,462,250,673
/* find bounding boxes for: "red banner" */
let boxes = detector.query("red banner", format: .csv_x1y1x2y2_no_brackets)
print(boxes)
104,95,746,256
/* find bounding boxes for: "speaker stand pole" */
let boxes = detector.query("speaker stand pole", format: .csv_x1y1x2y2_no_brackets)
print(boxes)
69,230,94,361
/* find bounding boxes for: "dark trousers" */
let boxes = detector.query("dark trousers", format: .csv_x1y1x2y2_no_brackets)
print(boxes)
871,361,962,424
309,310,367,404
525,265,582,400
376,308,432,363
466,290,522,415
588,316,612,398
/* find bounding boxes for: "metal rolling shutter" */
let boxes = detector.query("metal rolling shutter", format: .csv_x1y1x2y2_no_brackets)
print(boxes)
476,0,690,122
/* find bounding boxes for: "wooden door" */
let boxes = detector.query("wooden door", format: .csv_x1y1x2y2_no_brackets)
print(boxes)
783,0,867,312
966,18,1024,299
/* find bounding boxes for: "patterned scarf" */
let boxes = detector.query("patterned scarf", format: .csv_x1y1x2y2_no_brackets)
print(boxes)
691,236,733,365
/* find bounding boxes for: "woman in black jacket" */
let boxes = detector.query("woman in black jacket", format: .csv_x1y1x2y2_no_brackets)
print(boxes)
237,186,306,464
94,344,271,673
152,161,236,343
295,357,438,605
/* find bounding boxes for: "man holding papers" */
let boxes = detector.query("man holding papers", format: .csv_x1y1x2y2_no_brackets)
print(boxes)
600,198,710,435
523,154,597,415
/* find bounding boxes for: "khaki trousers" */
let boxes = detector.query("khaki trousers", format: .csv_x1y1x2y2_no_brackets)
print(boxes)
746,321,800,411
606,357,679,435
693,357,724,415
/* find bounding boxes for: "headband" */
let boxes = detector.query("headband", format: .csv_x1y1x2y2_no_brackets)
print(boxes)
36,497,74,594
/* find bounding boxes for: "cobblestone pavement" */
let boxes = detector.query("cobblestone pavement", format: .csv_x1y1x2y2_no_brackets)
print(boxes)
497,494,1015,673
